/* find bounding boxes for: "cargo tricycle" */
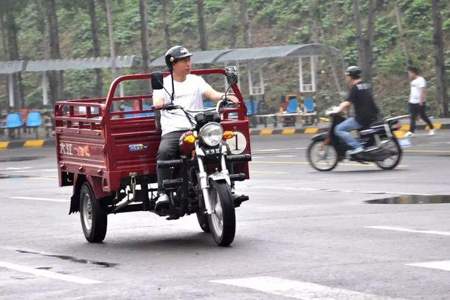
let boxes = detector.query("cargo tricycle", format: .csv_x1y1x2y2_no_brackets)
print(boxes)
55,68,251,246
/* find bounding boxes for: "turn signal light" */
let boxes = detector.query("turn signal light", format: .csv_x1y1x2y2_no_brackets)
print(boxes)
183,134,197,144
223,131,236,140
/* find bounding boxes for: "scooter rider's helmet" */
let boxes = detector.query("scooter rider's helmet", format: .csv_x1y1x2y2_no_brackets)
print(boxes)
165,45,193,70
345,65,362,79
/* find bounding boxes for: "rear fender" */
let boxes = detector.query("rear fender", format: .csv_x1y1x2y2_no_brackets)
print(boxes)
69,174,113,214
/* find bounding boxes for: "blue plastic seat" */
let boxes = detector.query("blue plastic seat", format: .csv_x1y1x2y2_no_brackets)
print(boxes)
26,111,42,128
286,98,299,113
5,112,24,129
303,96,316,113
203,100,215,109
140,103,155,117
245,99,256,116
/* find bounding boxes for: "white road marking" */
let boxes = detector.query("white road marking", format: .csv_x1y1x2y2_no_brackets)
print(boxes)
251,160,408,168
0,167,32,171
211,276,401,300
9,196,67,203
251,170,288,175
28,177,57,180
366,226,450,236
245,185,418,196
407,260,450,272
0,261,101,284
253,147,306,153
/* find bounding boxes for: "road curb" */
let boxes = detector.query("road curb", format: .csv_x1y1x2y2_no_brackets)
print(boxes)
251,122,450,136
0,139,55,150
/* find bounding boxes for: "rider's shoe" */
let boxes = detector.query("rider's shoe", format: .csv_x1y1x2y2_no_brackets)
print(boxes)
155,193,170,211
404,131,414,138
428,129,435,135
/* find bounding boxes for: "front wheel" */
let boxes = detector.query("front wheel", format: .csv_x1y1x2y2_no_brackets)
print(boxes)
375,138,402,170
79,182,107,243
307,140,338,171
207,180,236,246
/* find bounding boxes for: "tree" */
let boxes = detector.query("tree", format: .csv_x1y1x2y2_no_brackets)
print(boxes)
239,0,251,47
44,0,64,104
5,11,24,108
104,0,117,78
431,0,448,117
196,0,207,50
228,0,238,48
87,0,104,96
394,2,411,65
352,0,380,83
162,0,171,49
139,0,150,73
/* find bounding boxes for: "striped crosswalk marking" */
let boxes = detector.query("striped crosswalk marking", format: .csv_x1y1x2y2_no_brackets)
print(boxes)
211,276,402,299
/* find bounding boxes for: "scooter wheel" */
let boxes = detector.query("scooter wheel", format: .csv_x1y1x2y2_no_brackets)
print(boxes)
375,138,402,170
307,140,338,171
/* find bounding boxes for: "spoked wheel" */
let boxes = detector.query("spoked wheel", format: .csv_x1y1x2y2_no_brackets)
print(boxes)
307,140,338,171
207,180,236,247
375,138,402,170
79,182,107,243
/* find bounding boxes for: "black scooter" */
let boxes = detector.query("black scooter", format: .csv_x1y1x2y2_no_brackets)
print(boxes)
307,107,407,171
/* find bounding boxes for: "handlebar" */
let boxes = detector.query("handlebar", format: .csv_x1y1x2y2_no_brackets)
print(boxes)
152,97,237,113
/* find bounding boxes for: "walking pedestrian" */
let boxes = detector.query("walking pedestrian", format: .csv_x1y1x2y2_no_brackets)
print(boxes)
405,66,434,137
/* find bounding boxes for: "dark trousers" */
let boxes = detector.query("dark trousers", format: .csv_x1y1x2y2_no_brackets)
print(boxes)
157,131,185,193
409,103,434,133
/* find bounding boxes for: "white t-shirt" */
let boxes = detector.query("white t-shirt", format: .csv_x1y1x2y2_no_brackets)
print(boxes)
409,76,426,104
153,74,212,136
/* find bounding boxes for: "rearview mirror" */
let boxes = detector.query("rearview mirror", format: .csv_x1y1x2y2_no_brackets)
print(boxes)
225,66,238,85
151,72,164,90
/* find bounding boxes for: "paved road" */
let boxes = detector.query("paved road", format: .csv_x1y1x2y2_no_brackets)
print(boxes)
0,131,449,299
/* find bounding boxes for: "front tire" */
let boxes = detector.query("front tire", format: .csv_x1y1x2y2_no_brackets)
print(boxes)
207,180,236,246
307,140,338,171
79,182,107,243
375,138,402,170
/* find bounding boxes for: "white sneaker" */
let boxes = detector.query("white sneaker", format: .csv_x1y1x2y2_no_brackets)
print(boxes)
157,193,169,203
428,129,435,135
404,131,414,138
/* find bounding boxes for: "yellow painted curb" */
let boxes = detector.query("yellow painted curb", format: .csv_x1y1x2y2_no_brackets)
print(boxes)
400,124,410,131
394,131,406,139
24,139,45,148
426,122,442,130
304,127,319,134
0,141,9,150
260,128,273,136
281,128,296,135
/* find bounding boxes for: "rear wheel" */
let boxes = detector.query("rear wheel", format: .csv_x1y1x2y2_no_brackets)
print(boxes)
79,182,107,243
307,140,338,171
207,180,236,246
375,138,402,170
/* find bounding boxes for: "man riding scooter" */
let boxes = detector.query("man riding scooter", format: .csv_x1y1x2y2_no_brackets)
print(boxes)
152,45,239,210
333,66,380,156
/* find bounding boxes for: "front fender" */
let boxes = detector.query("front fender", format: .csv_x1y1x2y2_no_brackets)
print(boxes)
311,132,327,142
208,172,230,186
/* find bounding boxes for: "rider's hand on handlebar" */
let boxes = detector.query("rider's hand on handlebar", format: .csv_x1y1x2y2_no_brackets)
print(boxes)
225,94,239,104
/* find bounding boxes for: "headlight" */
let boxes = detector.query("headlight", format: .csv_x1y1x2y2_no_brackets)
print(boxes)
199,122,223,147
